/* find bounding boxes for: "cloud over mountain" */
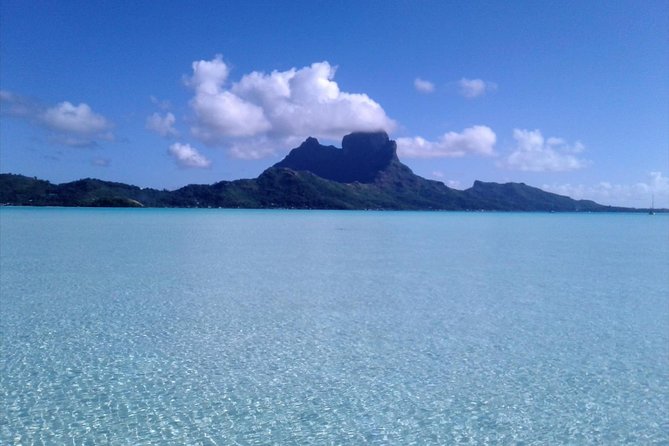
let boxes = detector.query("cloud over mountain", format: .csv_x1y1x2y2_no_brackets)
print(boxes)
396,125,496,158
186,56,395,158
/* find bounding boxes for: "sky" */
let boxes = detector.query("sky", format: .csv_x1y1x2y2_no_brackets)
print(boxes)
1,0,667,207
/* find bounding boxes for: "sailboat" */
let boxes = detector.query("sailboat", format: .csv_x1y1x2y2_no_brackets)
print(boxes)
649,194,655,215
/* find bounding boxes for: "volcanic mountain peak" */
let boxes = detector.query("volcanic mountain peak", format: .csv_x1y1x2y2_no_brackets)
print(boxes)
273,131,399,183
0,131,639,211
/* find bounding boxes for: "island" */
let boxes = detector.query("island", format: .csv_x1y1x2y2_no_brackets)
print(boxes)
0,132,655,212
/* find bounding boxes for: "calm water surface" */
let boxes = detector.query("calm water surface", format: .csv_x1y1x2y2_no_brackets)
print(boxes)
1,208,668,444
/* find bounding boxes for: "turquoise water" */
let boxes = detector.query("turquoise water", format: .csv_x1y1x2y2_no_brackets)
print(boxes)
1,208,668,444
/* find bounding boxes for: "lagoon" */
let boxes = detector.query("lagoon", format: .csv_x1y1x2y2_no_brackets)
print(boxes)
1,208,668,444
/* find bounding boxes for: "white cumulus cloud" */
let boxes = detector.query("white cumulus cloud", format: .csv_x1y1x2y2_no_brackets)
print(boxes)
458,78,497,98
503,129,588,172
146,112,178,138
414,78,435,93
397,125,496,158
186,55,396,158
168,142,211,168
1,91,113,147
41,102,111,135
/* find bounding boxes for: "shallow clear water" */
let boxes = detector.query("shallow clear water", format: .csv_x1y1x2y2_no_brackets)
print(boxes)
1,208,668,444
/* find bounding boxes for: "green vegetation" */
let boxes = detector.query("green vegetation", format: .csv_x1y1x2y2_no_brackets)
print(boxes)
0,169,638,212
0,132,651,211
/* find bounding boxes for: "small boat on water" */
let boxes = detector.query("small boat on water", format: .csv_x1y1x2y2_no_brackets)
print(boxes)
649,194,655,215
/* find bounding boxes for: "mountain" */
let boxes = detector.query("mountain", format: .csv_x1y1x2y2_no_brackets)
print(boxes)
462,180,606,211
266,131,620,211
0,132,645,211
275,132,400,183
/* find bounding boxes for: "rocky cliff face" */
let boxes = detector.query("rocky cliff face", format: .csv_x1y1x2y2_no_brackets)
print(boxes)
265,131,614,211
273,131,399,183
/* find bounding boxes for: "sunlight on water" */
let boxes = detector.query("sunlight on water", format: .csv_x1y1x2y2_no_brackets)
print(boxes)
1,208,668,444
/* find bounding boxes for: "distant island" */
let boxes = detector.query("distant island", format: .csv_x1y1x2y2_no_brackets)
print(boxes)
0,132,659,212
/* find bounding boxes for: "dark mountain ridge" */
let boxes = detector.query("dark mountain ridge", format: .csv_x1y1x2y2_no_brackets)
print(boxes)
275,132,399,183
0,132,651,211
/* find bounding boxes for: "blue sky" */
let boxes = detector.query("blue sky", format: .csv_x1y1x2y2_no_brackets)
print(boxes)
1,0,667,207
